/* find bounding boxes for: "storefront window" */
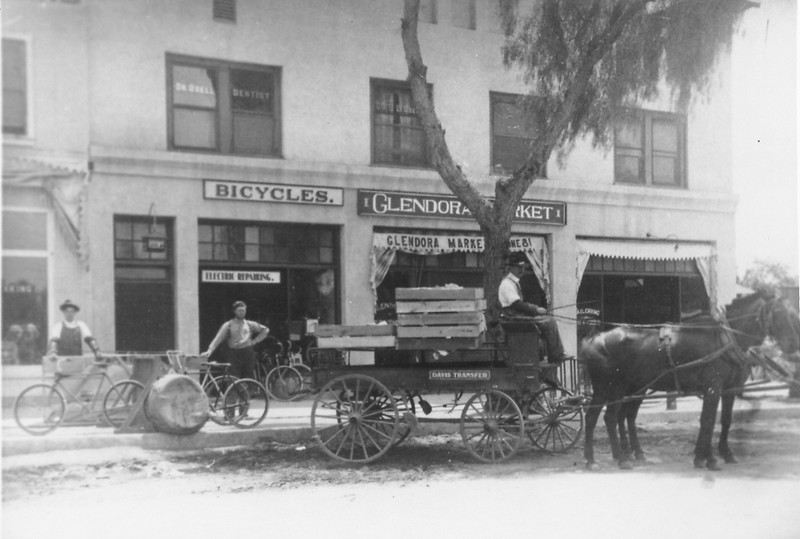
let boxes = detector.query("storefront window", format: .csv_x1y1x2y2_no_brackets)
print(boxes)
199,222,335,265
2,210,48,365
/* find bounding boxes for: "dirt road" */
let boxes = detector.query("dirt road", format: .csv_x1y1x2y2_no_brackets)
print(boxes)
4,416,800,538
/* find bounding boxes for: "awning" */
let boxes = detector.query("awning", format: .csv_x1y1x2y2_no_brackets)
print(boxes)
576,238,718,309
3,153,90,268
576,238,713,261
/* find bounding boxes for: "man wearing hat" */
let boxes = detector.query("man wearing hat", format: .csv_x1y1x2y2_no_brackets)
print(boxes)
48,300,100,357
498,251,573,365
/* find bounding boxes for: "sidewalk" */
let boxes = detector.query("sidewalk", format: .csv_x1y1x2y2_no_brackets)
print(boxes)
3,387,800,458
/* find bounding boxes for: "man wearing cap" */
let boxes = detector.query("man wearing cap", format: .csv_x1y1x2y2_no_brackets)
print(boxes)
48,300,100,357
201,301,269,380
498,252,573,365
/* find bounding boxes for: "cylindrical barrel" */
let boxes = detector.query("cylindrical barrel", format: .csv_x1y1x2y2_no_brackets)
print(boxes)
145,374,208,434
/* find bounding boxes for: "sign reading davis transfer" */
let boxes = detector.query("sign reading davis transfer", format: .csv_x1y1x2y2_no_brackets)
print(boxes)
205,180,343,206
429,370,491,381
358,189,566,225
202,270,281,284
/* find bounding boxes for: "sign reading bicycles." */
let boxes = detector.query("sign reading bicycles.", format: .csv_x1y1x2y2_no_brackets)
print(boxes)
429,370,491,381
201,270,281,284
205,180,343,206
358,189,566,225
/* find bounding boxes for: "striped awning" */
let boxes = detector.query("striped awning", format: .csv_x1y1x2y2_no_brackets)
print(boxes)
577,239,713,261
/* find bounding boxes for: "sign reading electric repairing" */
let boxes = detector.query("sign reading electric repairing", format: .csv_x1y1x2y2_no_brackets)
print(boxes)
202,270,281,284
205,180,343,206
358,189,566,225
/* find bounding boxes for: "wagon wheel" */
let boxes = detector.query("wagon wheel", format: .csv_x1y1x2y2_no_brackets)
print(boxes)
311,374,399,464
527,387,584,453
460,389,524,463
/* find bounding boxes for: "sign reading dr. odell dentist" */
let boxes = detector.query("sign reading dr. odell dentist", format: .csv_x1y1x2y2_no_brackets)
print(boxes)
357,189,566,225
202,270,281,284
205,180,343,206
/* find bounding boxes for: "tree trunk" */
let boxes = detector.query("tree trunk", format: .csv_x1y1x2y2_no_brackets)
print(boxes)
482,223,511,325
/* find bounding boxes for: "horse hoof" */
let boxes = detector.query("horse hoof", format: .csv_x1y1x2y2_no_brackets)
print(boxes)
723,454,738,464
586,462,601,472
619,460,634,470
634,452,647,462
706,459,722,471
693,458,706,469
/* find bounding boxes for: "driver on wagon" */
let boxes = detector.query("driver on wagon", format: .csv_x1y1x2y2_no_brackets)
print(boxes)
498,251,574,366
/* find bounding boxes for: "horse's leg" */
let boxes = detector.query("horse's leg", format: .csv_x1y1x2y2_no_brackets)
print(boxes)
718,392,737,463
604,401,631,469
625,398,646,462
584,395,604,471
617,403,631,459
694,386,722,471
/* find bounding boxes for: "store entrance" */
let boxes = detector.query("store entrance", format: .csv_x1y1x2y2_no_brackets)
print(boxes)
198,269,287,361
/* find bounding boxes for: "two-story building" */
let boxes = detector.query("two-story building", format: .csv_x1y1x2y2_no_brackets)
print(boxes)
2,0,738,372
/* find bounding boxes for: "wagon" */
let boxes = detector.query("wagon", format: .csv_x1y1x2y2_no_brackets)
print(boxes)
306,287,584,464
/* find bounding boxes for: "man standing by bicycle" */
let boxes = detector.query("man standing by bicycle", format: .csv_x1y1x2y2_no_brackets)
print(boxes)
201,301,269,380
47,300,100,357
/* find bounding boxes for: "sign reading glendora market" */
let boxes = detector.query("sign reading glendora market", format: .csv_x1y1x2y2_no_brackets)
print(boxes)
357,189,566,225
205,180,344,206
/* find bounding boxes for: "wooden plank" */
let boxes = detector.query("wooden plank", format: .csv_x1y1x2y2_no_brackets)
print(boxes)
315,335,397,349
396,322,486,339
396,311,485,326
315,324,396,338
395,287,484,301
395,299,487,314
395,334,486,350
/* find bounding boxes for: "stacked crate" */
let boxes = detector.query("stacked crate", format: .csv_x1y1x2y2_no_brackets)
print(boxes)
314,324,396,349
394,287,487,350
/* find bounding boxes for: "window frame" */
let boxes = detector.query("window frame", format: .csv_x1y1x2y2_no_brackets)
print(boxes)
2,36,34,140
490,91,536,176
370,78,433,169
166,53,282,158
614,109,687,188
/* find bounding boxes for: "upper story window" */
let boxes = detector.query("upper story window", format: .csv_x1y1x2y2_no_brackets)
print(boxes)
491,92,535,174
167,54,281,157
371,79,431,168
3,38,28,136
213,0,236,23
615,110,686,187
451,0,476,30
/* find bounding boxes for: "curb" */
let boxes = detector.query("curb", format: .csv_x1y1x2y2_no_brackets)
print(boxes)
4,403,800,458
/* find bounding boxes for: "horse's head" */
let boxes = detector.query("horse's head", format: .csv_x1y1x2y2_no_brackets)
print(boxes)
760,296,800,356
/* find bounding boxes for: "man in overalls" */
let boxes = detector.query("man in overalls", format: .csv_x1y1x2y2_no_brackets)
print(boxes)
48,300,100,357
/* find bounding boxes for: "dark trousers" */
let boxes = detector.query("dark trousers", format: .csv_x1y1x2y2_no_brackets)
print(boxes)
227,347,256,380
533,316,565,361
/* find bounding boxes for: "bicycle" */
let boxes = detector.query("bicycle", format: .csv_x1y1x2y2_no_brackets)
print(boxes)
260,337,306,401
14,353,132,435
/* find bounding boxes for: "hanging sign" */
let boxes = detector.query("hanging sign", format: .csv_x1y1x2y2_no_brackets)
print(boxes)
373,232,544,255
201,270,281,284
205,180,343,206
357,189,566,225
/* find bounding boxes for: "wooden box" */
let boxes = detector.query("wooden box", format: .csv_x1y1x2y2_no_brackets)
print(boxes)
315,335,397,349
315,324,396,338
395,287,484,301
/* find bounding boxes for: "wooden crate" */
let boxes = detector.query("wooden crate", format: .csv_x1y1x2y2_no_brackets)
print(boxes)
316,335,397,349
395,287,484,301
396,320,486,339
396,311,485,326
395,299,487,314
395,333,486,350
315,324,396,338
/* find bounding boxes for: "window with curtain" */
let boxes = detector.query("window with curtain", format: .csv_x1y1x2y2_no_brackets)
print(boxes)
614,110,686,187
491,92,535,174
371,79,431,168
168,54,280,157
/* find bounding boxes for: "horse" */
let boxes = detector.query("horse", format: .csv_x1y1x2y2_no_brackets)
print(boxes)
580,291,800,471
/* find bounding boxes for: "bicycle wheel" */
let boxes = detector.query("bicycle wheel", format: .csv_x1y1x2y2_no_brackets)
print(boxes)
265,365,303,401
103,379,146,429
224,378,269,428
289,363,313,401
203,374,239,425
14,383,66,435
